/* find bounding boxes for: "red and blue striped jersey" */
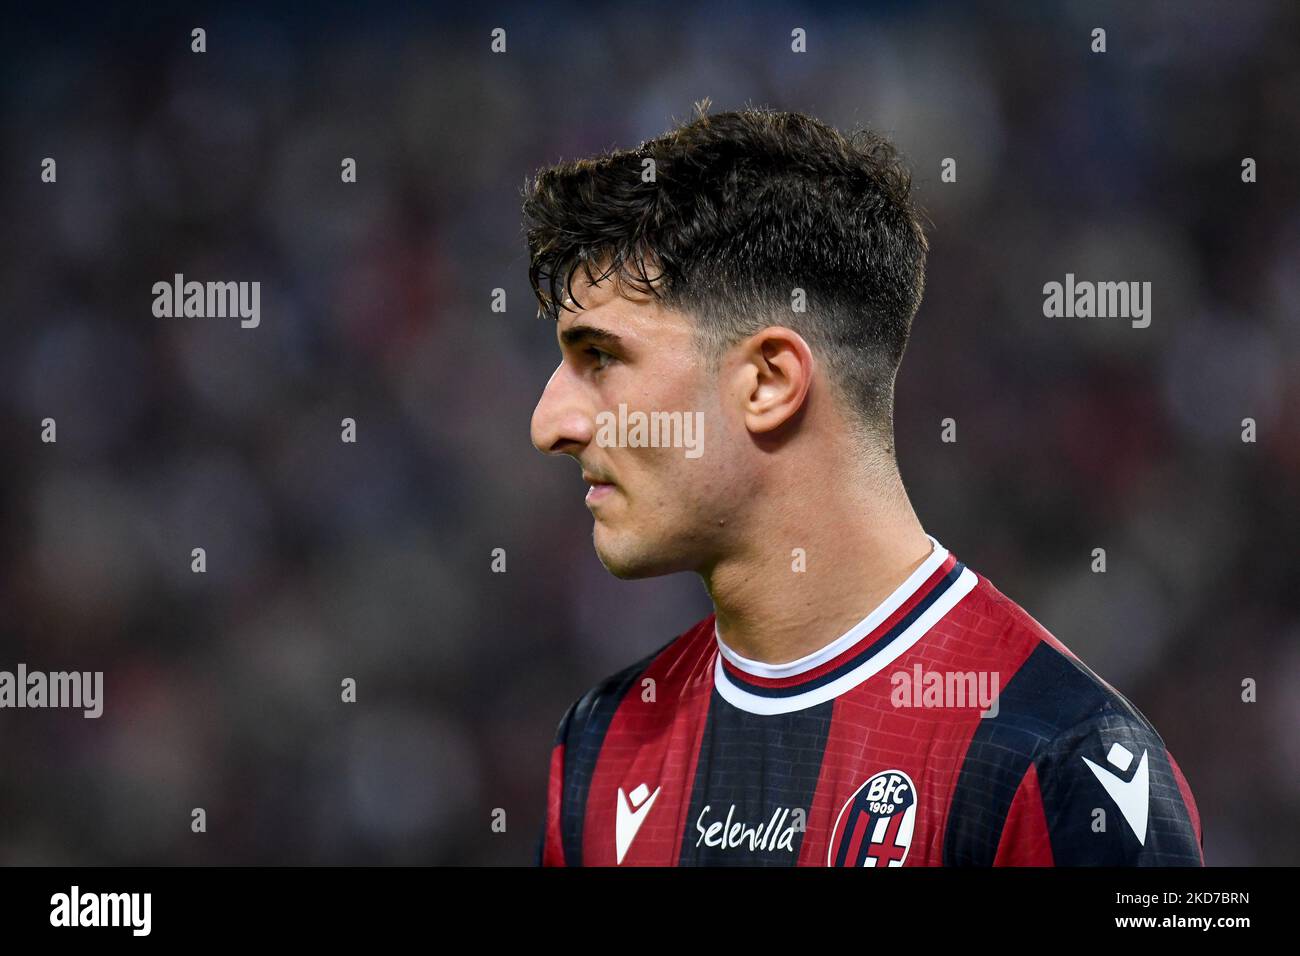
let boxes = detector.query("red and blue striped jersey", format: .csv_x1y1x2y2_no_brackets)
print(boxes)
537,538,1205,866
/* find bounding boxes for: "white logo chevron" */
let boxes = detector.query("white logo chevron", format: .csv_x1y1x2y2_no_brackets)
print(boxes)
1082,743,1149,845
615,783,661,864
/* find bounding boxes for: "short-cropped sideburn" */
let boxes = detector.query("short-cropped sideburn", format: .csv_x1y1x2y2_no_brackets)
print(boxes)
521,103,929,448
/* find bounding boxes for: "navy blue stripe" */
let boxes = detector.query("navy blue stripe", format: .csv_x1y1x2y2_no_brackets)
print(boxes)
679,690,833,865
720,562,964,699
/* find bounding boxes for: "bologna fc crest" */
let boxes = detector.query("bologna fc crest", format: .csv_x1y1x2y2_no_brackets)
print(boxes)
828,769,918,867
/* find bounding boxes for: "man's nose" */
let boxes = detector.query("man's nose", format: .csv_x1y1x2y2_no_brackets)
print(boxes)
531,364,595,456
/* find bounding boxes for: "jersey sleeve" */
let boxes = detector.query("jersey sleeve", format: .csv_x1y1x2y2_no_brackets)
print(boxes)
994,707,1205,866
533,637,682,866
537,698,579,867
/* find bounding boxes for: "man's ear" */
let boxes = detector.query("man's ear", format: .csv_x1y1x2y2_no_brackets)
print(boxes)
732,327,815,434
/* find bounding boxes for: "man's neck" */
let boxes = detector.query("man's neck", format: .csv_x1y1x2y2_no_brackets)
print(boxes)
702,466,932,666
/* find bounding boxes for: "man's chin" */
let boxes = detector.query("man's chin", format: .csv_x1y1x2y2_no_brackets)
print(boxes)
592,528,679,580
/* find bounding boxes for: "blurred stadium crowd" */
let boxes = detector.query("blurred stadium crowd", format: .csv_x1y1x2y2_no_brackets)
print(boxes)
0,2,1295,864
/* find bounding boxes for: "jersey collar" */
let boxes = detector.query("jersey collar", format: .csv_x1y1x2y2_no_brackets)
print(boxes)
713,535,977,715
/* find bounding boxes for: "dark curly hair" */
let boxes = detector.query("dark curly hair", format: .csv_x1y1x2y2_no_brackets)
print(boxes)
521,101,928,451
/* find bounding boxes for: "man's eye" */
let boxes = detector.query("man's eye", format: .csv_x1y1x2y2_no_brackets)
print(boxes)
586,347,613,370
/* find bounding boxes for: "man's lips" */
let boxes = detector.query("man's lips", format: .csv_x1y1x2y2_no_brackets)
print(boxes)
583,472,617,504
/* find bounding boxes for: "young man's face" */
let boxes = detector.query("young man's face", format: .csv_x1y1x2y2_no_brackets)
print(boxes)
530,271,749,578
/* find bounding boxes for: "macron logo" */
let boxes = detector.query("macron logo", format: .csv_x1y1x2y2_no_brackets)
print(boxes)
1082,742,1150,845
615,783,661,864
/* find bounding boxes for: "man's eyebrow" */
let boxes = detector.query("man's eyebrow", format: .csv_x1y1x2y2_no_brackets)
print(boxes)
559,325,625,350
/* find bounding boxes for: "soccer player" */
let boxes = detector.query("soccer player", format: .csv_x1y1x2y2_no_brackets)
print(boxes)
522,106,1204,866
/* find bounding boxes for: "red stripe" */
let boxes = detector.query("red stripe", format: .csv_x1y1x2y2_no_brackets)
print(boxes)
1167,753,1205,864
992,763,1055,866
542,742,566,867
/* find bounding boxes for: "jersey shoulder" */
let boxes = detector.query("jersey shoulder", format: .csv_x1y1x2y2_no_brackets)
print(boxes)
550,614,715,753
944,570,1203,865
960,569,1163,745
543,617,714,865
